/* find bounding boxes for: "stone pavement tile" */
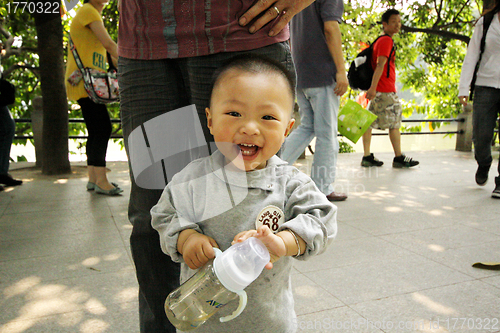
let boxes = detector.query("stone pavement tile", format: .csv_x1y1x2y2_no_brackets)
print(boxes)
334,222,372,241
295,237,413,273
0,300,138,333
379,224,500,258
0,213,121,243
296,306,384,333
412,240,500,279
481,275,500,289
460,216,500,236
0,247,134,286
303,254,473,305
350,280,500,333
0,269,138,325
292,273,344,316
0,229,128,262
341,207,456,236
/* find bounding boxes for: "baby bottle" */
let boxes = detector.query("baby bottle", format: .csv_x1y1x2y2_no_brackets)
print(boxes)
165,237,270,331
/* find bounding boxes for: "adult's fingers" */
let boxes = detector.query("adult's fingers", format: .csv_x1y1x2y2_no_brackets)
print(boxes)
334,82,348,96
239,0,315,36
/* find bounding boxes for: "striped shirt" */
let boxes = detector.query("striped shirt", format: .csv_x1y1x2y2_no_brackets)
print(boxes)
118,0,289,59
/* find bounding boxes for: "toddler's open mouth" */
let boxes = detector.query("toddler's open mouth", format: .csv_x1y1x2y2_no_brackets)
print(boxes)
238,143,260,156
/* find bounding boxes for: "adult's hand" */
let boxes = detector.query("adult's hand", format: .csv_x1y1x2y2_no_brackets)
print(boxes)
239,0,315,36
366,87,377,101
458,96,468,107
334,72,348,97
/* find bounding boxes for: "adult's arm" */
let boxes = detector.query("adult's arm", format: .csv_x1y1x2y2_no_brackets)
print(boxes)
324,20,348,96
239,0,315,36
366,56,387,100
458,17,483,106
88,20,118,67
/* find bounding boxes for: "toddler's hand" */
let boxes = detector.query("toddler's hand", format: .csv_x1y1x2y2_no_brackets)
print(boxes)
182,232,219,270
233,226,287,269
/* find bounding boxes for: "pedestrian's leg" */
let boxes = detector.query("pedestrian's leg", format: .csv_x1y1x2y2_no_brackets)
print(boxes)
389,128,402,157
80,98,114,190
119,57,188,333
281,89,315,165
0,106,15,176
472,87,498,170
362,129,372,156
308,85,339,195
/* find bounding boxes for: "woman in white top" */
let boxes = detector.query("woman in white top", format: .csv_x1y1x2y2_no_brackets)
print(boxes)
458,1,500,198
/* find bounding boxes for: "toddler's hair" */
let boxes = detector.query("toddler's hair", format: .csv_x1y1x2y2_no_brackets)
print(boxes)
381,9,400,23
208,53,296,108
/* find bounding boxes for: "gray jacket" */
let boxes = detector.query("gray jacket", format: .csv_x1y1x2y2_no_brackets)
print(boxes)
151,150,337,333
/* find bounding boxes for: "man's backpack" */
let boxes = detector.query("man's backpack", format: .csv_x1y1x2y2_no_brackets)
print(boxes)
348,35,394,91
469,10,496,100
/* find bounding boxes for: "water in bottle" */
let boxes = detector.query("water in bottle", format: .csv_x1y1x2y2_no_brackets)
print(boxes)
165,237,270,331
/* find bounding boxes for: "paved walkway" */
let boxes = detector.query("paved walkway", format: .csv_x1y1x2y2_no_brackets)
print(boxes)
1,150,499,333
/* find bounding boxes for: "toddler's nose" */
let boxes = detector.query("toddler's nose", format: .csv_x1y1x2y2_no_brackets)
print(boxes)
240,121,260,135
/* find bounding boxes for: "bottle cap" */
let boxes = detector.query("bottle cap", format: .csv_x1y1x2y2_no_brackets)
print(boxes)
213,237,270,292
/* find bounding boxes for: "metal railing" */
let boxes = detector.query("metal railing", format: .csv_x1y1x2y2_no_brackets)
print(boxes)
13,117,474,140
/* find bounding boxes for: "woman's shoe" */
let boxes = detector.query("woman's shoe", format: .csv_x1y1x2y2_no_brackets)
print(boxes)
88,182,120,191
94,184,124,196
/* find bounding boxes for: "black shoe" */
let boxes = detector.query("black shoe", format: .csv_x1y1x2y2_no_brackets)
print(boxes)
493,177,500,199
361,153,384,167
392,154,419,168
475,165,490,186
0,174,23,186
0,185,4,192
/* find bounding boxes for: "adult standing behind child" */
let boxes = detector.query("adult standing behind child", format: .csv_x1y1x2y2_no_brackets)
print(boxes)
458,1,500,198
151,54,337,333
65,0,122,196
281,0,349,202
361,9,419,169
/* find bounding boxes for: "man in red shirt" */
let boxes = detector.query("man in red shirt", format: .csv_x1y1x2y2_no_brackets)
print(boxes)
361,9,419,168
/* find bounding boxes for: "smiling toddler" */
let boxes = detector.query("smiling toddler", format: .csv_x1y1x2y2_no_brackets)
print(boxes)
151,54,337,332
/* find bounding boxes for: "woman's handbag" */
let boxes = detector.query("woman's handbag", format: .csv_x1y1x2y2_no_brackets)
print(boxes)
0,77,16,107
68,36,119,104
338,100,377,144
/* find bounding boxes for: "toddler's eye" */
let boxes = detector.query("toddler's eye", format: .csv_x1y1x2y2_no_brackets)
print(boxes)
227,111,241,117
262,115,277,120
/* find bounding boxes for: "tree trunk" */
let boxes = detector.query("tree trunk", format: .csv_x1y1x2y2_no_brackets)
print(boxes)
33,8,71,175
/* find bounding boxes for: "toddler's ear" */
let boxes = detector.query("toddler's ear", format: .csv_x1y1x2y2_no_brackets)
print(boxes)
205,107,213,133
285,118,295,137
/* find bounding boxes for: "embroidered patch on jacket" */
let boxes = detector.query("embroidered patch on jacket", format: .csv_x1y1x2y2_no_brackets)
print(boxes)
255,205,285,233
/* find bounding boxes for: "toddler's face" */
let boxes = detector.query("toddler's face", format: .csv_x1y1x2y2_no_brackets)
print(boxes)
206,69,295,171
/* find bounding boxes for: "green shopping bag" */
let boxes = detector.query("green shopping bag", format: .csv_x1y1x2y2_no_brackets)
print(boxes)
338,100,377,144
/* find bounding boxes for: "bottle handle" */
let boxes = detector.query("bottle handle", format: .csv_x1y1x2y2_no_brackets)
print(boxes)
219,290,247,323
213,247,248,323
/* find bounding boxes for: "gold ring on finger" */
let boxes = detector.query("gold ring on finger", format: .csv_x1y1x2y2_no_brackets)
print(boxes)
273,6,280,16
